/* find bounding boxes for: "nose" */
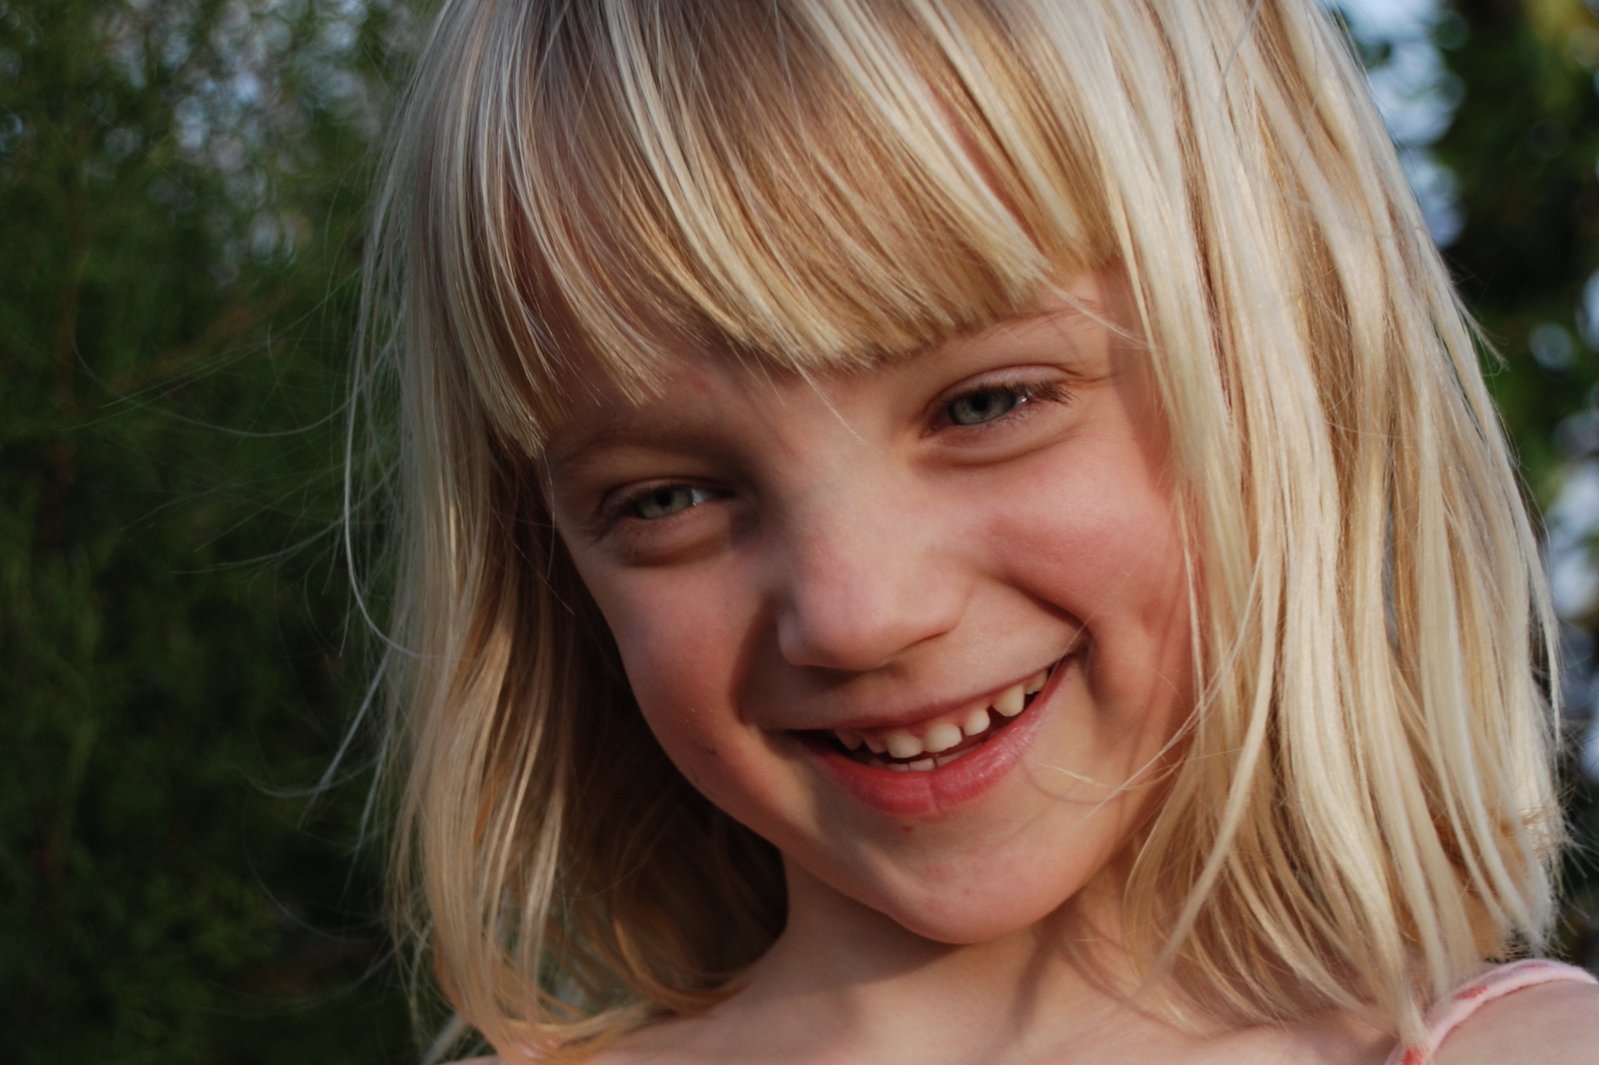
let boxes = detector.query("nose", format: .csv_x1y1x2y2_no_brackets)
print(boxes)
772,487,965,673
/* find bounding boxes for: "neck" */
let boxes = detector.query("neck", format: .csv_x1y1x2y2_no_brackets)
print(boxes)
717,865,1172,1061
611,864,1389,1065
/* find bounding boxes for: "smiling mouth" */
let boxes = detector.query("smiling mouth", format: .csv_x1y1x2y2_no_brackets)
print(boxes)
811,661,1058,773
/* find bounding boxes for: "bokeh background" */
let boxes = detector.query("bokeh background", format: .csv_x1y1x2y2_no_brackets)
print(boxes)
4,1,1599,1061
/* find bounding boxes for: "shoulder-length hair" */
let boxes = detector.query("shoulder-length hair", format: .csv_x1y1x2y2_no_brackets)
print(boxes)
358,0,1562,1058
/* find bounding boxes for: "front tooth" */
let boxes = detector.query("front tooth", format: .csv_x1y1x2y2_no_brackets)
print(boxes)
1024,669,1049,695
907,758,935,771
835,730,863,751
923,722,963,753
863,734,888,755
961,707,992,736
885,730,925,759
993,684,1026,718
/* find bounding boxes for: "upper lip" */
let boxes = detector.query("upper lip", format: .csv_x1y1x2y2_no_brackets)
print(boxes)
783,651,1072,734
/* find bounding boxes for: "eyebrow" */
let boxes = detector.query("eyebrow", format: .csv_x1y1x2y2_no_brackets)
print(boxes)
539,299,1110,478
537,359,786,481
540,402,718,483
542,414,633,476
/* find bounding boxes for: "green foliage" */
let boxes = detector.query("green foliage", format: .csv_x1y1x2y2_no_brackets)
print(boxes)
1423,0,1599,966
1,0,415,1059
1434,0,1599,493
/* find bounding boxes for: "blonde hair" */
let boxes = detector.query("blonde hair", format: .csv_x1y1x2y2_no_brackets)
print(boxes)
358,0,1564,1057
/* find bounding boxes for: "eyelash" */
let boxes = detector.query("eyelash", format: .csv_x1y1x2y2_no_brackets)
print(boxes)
597,376,1076,531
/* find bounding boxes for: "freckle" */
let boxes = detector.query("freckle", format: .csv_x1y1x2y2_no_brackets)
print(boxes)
899,824,914,835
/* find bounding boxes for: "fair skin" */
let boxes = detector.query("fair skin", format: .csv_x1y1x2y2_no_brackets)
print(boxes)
519,270,1599,1064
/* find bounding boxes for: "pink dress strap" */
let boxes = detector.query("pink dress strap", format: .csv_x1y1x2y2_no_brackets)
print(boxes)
1382,959,1598,1065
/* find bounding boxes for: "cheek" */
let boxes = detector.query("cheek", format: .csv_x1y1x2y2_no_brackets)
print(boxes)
997,466,1192,701
606,631,732,799
1000,464,1187,607
582,568,722,690
608,617,718,729
583,576,754,774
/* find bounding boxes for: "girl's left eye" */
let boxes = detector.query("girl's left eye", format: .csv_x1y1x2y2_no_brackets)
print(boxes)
938,380,1072,429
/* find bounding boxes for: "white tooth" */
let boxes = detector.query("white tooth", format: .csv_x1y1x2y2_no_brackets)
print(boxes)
994,684,1026,718
962,707,992,736
934,747,973,768
863,734,888,755
885,730,925,759
907,758,935,771
923,722,963,753
886,762,912,773
1025,669,1049,695
834,730,863,751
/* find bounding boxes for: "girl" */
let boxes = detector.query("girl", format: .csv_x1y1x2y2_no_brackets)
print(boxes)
360,1,1599,1062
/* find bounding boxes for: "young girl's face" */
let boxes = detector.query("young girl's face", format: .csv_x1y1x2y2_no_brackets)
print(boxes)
544,269,1193,946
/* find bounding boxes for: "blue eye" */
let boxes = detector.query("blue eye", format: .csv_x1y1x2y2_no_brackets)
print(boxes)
945,386,1029,427
627,484,711,520
933,379,1075,435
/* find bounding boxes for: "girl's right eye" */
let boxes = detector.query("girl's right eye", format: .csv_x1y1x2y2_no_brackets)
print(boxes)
589,480,732,561
617,483,716,522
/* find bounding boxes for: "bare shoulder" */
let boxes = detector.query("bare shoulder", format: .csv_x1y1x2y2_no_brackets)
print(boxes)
1437,977,1599,1064
438,1044,662,1065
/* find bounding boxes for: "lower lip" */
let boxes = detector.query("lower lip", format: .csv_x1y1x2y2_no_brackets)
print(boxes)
793,657,1070,819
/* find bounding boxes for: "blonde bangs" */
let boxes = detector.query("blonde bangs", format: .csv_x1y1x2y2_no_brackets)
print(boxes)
407,0,1118,450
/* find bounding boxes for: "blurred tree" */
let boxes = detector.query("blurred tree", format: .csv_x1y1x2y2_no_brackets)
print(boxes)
1,0,417,1061
1338,0,1599,968
1430,0,1599,968
1435,0,1599,484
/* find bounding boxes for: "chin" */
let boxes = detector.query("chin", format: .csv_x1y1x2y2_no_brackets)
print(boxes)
872,884,1083,948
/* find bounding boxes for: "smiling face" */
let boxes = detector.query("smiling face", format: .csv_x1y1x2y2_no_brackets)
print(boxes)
544,270,1193,948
